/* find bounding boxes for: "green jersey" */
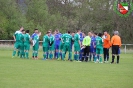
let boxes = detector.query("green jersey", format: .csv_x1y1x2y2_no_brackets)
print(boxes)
96,36,103,48
62,33,72,45
49,35,54,46
14,31,22,42
43,35,49,47
74,33,80,45
19,33,24,44
33,35,39,46
24,33,30,44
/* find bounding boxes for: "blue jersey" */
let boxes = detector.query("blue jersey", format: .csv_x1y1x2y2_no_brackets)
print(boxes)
31,33,37,39
54,33,62,45
80,33,84,43
91,36,96,48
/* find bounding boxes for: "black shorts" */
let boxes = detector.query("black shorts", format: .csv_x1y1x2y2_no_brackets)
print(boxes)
112,45,119,54
83,46,90,56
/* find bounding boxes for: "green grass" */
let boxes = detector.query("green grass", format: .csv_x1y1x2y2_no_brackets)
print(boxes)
0,50,133,88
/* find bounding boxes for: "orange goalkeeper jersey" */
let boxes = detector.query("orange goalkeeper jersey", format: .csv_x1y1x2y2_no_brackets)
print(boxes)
111,35,121,47
103,34,111,48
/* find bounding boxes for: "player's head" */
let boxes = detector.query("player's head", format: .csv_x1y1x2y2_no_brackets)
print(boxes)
94,32,97,37
26,30,29,33
71,32,75,36
49,29,52,34
82,33,86,37
114,31,119,35
19,27,24,32
76,28,81,33
88,32,92,37
55,29,59,34
67,30,71,34
98,33,103,37
22,30,25,34
34,29,39,34
103,31,108,35
47,31,50,36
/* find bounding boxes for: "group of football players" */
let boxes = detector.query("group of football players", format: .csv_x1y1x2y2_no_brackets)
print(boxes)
12,27,121,63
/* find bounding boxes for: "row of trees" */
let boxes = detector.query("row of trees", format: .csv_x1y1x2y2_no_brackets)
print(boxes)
0,0,133,43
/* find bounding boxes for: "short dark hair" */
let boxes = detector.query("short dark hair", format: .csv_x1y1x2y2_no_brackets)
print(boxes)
34,29,38,31
55,29,59,32
76,28,80,31
22,30,25,32
103,30,107,33
94,32,97,35
98,33,103,37
26,30,29,33
68,31,71,34
47,31,50,34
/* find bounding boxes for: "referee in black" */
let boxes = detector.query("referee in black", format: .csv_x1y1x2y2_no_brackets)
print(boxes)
81,32,91,62
110,31,121,64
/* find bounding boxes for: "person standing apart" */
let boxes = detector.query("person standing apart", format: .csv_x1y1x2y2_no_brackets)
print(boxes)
110,31,121,64
103,31,111,63
81,32,91,62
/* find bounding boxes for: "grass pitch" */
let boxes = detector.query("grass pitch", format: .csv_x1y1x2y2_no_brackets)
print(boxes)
0,50,133,88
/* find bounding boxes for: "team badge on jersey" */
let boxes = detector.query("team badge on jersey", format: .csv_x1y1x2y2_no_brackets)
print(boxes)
114,0,133,17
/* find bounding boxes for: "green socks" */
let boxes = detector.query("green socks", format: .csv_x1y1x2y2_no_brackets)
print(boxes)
43,52,46,59
12,50,16,57
99,56,102,63
17,50,20,57
25,52,29,59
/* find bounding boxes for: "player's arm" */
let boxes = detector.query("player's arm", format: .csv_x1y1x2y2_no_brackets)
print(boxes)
119,37,122,47
88,37,91,46
61,35,64,43
110,36,114,47
32,38,36,46
50,36,54,46
78,40,81,47
13,35,16,41
82,37,86,47
38,32,41,36
104,34,110,41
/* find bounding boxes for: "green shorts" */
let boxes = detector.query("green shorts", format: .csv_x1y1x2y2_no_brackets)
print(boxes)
96,47,103,54
24,43,30,50
14,41,21,49
49,45,54,51
74,44,80,52
59,43,64,51
33,44,39,51
63,44,71,52
43,47,48,52
20,43,24,51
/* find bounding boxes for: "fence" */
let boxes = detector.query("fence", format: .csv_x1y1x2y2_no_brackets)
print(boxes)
0,40,133,54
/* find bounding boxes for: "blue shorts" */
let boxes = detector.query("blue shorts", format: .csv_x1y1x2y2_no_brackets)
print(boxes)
80,48,84,52
55,44,60,50
90,47,96,53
